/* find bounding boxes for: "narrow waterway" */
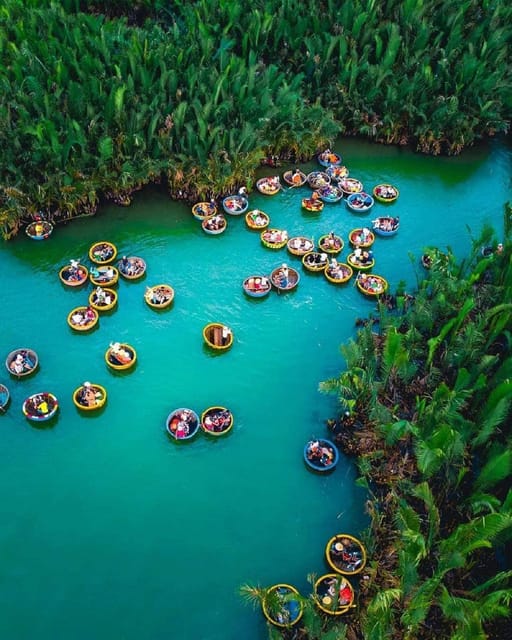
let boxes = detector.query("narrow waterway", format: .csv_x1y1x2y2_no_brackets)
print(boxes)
0,136,510,639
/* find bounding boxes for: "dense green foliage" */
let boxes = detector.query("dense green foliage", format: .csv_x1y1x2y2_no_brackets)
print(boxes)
1,0,511,236
315,216,512,640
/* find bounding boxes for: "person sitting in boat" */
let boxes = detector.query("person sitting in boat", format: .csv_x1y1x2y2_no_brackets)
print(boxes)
120,256,130,273
84,306,96,324
334,264,346,279
133,258,145,274
80,382,97,407
205,409,231,432
271,229,287,243
252,277,263,291
292,168,303,185
203,414,215,431
251,211,266,226
280,263,289,287
319,446,334,466
71,310,85,325
206,215,224,230
320,148,334,163
307,441,323,462
175,419,190,438
326,231,337,247
147,286,160,304
34,221,44,236
238,186,248,197
10,353,26,375
109,342,132,364
378,185,397,199
158,287,171,302
65,260,84,282
338,581,353,605
360,250,373,264
221,326,232,345
94,286,107,305
325,577,339,599
34,393,49,416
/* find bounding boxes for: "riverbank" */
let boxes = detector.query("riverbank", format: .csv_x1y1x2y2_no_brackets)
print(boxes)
317,214,512,639
2,1,511,238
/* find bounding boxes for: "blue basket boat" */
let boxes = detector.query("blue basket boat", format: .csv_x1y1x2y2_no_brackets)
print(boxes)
346,192,374,213
166,408,200,441
318,150,342,167
304,438,339,472
372,216,400,237
222,194,249,215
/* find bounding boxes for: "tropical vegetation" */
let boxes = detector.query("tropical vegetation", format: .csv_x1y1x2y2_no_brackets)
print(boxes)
240,214,512,639
1,0,511,237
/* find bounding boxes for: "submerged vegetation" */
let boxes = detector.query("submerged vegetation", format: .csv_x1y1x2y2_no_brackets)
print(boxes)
1,0,512,236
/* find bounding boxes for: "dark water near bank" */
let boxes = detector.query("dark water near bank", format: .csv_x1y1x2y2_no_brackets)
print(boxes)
0,137,511,639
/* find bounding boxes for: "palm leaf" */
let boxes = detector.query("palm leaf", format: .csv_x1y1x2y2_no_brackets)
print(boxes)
474,450,512,492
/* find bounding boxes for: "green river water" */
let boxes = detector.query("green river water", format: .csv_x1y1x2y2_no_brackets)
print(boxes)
1,137,511,639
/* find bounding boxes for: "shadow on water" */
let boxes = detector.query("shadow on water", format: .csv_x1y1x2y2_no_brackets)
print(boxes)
73,403,108,419
201,343,233,358
25,414,59,430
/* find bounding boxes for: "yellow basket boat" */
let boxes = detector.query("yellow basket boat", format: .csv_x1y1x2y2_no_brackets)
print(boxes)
67,306,99,332
59,262,89,287
200,406,234,436
261,228,288,249
203,323,233,351
90,265,119,287
144,284,175,309
324,262,353,284
72,383,107,411
313,574,355,616
89,241,117,265
105,343,137,370
262,583,304,628
89,287,118,312
325,533,367,575
356,273,388,296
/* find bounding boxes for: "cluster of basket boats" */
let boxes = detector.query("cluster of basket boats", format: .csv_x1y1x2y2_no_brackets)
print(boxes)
191,150,399,298
1,239,233,425
261,532,367,627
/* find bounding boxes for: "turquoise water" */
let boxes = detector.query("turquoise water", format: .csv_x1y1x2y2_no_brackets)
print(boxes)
1,137,511,639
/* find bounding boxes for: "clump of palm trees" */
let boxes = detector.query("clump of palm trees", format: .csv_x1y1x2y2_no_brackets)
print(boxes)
317,210,512,640
1,0,511,237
